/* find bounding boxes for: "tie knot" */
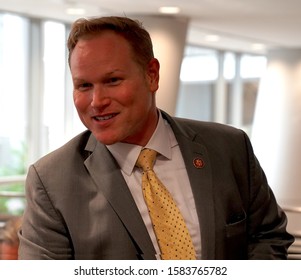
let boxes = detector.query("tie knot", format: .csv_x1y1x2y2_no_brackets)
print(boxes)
136,148,157,172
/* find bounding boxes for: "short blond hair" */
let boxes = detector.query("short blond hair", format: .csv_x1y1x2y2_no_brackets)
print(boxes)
67,16,154,69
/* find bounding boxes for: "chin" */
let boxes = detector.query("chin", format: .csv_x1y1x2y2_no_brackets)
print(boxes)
93,133,119,145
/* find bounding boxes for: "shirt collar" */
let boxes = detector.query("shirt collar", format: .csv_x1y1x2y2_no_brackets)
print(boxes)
107,111,174,175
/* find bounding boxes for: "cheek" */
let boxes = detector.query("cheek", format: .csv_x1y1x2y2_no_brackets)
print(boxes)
126,81,153,105
73,92,90,112
122,93,146,112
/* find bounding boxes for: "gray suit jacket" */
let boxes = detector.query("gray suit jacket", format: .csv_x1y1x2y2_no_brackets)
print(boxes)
19,112,294,259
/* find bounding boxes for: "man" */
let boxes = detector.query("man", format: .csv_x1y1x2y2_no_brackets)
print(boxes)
18,16,294,260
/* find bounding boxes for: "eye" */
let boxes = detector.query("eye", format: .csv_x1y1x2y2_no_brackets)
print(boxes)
107,77,122,85
76,82,93,91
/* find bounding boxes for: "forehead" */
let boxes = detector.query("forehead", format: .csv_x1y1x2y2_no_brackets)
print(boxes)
69,31,142,79
71,31,132,60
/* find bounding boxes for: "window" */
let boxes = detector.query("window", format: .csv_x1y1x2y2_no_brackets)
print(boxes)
43,21,67,152
180,47,218,82
0,15,82,216
176,46,218,121
240,55,267,79
176,45,267,135
0,14,29,215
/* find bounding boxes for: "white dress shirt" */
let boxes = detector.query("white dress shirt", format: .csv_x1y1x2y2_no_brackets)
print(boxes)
107,112,201,259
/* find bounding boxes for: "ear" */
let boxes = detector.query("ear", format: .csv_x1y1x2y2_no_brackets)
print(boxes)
146,58,160,93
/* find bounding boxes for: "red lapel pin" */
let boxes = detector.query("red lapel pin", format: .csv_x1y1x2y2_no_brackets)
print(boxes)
193,157,205,168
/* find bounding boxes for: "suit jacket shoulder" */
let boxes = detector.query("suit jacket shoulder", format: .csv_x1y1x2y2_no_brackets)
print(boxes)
162,111,294,259
21,130,156,260
34,130,93,169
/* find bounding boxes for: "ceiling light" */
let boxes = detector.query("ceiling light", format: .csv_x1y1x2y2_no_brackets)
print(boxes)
66,7,86,15
159,6,181,14
251,43,266,51
204,34,220,42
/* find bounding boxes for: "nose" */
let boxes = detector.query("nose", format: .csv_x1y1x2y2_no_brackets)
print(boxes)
91,86,111,108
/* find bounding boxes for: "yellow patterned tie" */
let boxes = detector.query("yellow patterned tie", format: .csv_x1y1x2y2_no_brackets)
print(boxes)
136,148,196,260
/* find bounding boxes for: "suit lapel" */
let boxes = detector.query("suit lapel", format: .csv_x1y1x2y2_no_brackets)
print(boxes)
163,112,216,259
84,135,156,259
82,111,217,260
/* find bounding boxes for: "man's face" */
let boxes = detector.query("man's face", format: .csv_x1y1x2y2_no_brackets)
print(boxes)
70,31,159,146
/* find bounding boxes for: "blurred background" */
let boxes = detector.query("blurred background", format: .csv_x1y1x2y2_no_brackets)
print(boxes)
0,0,300,258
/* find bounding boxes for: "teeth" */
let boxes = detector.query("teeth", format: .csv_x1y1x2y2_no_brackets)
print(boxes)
95,114,114,121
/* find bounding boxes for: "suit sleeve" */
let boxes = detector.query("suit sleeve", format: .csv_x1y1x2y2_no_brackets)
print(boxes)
18,165,73,260
243,132,294,259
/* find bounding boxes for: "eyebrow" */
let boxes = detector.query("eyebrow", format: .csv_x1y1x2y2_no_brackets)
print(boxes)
72,69,124,82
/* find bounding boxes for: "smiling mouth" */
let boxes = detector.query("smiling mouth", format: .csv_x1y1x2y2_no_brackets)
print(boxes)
93,113,117,121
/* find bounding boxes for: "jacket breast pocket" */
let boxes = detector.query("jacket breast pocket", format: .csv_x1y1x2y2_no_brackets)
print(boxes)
225,211,247,238
223,211,247,259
